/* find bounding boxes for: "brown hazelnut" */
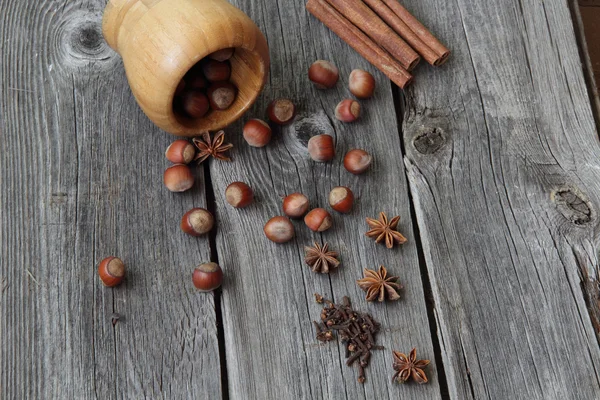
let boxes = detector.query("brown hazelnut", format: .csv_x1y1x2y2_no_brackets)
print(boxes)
349,69,376,99
308,134,335,162
182,90,210,118
335,99,361,123
308,60,339,89
243,119,272,147
98,257,125,287
282,193,310,218
225,182,254,208
267,98,296,125
181,208,214,236
202,59,231,82
208,48,235,62
207,81,237,110
193,262,223,291
343,149,372,175
304,208,333,232
165,139,196,164
264,216,295,243
187,73,208,90
164,164,195,192
329,186,354,213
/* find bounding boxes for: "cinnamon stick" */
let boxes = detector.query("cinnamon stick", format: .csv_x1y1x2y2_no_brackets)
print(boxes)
382,0,450,65
306,0,413,88
362,0,440,66
323,0,420,71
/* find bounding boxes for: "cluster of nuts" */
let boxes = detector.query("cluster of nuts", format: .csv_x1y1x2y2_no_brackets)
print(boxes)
309,60,376,123
174,48,238,119
306,135,372,175
164,139,197,192
98,60,377,292
263,186,355,243
305,61,374,173
99,202,222,291
240,98,296,148
260,61,377,244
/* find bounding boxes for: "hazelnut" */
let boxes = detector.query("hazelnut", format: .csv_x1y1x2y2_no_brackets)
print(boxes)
264,216,295,243
308,60,339,89
187,73,208,90
165,139,195,164
308,134,335,162
98,257,125,287
193,262,223,292
182,90,210,118
243,119,272,147
282,193,310,218
335,99,361,123
181,208,214,236
349,69,376,99
208,48,235,62
202,59,231,82
304,208,333,232
329,186,354,213
267,98,296,125
344,149,372,175
164,164,195,192
225,182,254,208
207,81,237,110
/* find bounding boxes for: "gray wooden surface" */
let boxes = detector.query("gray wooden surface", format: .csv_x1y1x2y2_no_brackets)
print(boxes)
2,0,600,399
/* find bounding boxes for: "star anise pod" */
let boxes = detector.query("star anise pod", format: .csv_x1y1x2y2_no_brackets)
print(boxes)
392,348,430,384
365,212,407,249
192,130,233,163
356,265,402,302
305,242,340,273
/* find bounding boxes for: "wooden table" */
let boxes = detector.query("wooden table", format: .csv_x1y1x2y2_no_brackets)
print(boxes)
3,0,600,398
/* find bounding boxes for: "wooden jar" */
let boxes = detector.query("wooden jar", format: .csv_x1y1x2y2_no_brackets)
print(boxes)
102,0,270,136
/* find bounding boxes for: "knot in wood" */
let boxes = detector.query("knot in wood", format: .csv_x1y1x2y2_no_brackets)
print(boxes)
67,20,107,60
292,111,334,147
54,10,116,70
74,24,103,53
552,188,594,226
413,127,445,154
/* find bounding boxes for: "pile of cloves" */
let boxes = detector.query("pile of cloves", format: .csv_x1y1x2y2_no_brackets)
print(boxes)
314,294,383,383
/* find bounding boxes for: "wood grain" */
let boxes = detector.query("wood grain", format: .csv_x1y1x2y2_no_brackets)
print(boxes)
0,1,221,398
400,0,600,398
211,0,440,398
4,0,600,398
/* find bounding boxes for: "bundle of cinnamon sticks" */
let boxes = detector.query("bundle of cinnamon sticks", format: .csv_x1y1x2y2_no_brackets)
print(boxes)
306,0,449,88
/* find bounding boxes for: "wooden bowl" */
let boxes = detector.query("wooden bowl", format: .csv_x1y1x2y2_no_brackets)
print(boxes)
102,0,270,136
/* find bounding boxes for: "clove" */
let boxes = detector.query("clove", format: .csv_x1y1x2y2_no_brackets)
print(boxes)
312,294,383,384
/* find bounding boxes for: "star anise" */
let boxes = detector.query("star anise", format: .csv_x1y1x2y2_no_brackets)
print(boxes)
392,348,430,384
192,130,233,163
365,212,407,249
356,265,402,302
305,242,340,273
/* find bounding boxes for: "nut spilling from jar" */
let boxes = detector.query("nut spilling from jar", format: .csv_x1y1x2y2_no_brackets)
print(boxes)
173,48,238,119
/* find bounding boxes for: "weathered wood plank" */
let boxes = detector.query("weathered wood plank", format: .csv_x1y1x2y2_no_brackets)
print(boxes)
572,1,600,124
0,1,221,398
400,0,600,398
211,0,441,398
